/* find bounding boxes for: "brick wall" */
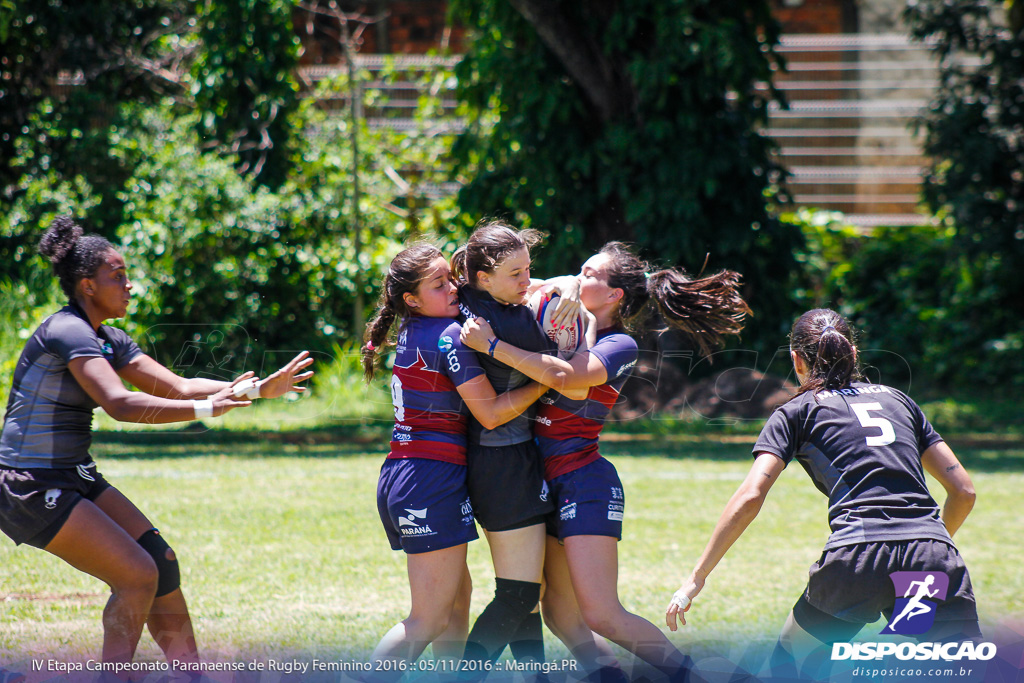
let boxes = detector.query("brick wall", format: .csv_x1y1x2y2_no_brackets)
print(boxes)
770,0,858,34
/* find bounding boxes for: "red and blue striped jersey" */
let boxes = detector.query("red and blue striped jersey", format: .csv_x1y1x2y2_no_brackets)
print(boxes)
534,330,638,479
388,317,485,465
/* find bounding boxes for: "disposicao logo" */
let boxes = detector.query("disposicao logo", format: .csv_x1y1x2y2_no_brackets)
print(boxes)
831,570,997,663
883,571,948,636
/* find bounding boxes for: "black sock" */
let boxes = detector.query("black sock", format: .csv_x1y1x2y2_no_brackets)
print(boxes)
461,578,541,670
508,611,545,663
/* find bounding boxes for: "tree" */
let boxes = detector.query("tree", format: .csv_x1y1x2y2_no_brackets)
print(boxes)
191,0,302,190
448,0,802,356
0,0,191,257
904,0,1024,385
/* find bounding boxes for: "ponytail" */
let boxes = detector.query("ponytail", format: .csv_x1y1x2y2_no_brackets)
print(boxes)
362,296,399,382
788,308,861,398
600,242,751,357
38,215,114,301
362,243,443,382
646,268,751,357
450,245,469,285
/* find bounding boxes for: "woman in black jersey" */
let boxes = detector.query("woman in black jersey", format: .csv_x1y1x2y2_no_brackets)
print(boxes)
665,308,980,678
0,217,312,675
448,222,581,671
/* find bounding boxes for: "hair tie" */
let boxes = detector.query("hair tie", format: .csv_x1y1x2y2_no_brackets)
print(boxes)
366,341,376,351
644,272,651,280
821,325,837,334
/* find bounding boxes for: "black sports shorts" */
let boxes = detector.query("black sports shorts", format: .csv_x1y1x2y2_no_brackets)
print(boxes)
466,440,554,531
0,461,111,548
793,539,980,644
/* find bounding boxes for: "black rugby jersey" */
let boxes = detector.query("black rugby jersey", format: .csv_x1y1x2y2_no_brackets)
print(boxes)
0,302,142,468
457,285,556,447
753,382,951,550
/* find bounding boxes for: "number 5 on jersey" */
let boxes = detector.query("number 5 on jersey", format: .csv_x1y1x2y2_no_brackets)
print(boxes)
851,402,896,447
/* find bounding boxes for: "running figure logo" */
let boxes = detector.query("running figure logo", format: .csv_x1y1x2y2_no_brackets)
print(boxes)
883,571,950,636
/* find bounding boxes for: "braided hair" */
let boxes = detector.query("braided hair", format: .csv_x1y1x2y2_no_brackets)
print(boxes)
600,242,751,357
362,244,445,382
788,308,862,398
38,215,114,302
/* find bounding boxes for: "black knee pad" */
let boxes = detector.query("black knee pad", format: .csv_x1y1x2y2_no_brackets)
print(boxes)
137,528,181,598
493,577,541,614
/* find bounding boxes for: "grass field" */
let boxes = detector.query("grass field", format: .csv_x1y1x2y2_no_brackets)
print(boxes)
2,427,1022,677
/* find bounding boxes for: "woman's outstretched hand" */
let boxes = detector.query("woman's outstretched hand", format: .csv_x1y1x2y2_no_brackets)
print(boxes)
257,351,315,400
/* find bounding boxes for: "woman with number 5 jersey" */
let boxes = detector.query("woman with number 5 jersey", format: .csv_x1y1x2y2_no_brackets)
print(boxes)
0,216,313,676
666,308,981,679
362,244,549,676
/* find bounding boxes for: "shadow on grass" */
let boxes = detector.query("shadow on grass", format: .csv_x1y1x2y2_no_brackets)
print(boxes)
92,423,1024,472
92,421,392,459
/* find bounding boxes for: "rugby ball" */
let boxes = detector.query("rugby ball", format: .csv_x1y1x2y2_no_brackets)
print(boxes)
528,290,583,360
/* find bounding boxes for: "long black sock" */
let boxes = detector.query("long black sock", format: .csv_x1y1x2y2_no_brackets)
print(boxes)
508,611,545,663
461,578,541,673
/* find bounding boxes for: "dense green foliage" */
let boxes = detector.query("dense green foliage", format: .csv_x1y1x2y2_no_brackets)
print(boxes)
2,0,1023,393
449,0,803,354
0,0,189,272
788,210,1021,389
191,0,301,189
0,0,466,376
901,0,1024,387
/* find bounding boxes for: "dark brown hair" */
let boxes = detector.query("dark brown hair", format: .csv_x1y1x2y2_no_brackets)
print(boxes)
362,243,445,381
449,219,543,287
600,241,751,357
788,308,862,397
38,215,115,301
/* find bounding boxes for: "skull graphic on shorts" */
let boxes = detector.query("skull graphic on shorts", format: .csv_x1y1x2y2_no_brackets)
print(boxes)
44,489,61,509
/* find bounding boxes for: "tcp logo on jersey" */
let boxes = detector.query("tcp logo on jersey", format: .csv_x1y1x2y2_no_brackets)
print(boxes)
438,336,454,352
882,571,950,636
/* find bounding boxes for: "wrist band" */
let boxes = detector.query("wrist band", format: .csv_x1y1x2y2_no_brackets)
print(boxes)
488,337,499,356
246,380,263,400
669,589,691,612
192,399,214,419
232,378,262,400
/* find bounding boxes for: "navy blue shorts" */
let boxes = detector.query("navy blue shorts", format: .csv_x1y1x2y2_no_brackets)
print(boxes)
377,457,478,554
794,539,980,644
545,457,624,541
0,460,111,548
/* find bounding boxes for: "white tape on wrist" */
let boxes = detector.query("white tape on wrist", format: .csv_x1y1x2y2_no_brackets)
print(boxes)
232,378,262,400
192,399,214,420
670,589,691,612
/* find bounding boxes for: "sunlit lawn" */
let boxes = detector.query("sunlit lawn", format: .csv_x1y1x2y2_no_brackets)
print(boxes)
2,429,1022,679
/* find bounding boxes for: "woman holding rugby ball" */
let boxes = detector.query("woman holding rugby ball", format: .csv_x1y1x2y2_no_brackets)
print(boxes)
362,243,551,673
461,241,751,679
0,216,313,674
665,309,980,678
448,221,587,672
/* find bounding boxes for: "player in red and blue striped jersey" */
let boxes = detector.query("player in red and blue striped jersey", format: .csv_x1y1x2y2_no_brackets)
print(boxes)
362,244,549,674
462,241,750,681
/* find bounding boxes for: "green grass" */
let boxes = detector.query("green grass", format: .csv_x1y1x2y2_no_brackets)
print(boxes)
2,433,1021,672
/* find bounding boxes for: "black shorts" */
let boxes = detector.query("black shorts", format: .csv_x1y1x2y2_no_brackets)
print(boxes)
793,539,980,644
0,461,111,548
466,440,554,531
